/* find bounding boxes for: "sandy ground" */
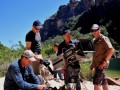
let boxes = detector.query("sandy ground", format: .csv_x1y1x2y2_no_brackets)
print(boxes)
1,77,120,90
0,77,4,90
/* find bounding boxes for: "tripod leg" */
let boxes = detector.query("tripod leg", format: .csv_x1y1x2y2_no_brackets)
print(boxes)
81,82,88,90
79,73,88,90
76,79,81,90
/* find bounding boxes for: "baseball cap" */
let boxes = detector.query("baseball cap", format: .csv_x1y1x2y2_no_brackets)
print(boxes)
23,50,36,61
91,24,99,32
33,20,43,30
63,30,72,35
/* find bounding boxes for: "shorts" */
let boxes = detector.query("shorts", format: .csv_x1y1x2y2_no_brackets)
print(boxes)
31,54,43,75
31,61,41,75
93,67,107,85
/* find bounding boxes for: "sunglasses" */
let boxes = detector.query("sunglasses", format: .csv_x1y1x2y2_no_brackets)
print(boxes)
24,57,29,60
91,29,99,32
34,27,40,30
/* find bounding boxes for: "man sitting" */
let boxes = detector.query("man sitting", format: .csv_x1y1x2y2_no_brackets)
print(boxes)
4,50,47,90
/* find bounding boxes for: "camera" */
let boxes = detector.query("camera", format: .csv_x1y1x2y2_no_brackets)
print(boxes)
52,39,95,69
63,39,95,64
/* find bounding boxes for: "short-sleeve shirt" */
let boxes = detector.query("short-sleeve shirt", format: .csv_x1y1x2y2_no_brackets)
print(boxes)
93,34,113,67
26,30,41,54
57,40,80,68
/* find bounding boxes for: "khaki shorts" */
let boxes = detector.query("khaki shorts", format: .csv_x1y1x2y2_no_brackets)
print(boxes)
31,54,43,75
31,61,40,75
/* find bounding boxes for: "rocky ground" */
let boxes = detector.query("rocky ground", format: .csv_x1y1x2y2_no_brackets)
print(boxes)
1,77,120,90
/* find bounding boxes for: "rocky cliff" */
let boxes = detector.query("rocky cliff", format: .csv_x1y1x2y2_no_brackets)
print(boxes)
41,0,120,45
41,0,93,41
74,0,120,45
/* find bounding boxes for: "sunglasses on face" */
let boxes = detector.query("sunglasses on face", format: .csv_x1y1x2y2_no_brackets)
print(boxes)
91,29,99,32
34,26,42,30
24,56,28,59
65,33,72,36
34,27,40,30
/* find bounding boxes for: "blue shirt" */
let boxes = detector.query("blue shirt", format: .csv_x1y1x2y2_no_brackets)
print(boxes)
4,59,41,90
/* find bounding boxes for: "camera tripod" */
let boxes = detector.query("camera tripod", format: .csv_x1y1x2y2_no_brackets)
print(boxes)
63,62,88,90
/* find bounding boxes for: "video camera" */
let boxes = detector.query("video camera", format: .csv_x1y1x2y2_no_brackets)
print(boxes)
52,39,95,69
63,39,95,64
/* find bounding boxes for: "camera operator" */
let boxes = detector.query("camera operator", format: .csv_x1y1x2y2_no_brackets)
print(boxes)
57,30,81,90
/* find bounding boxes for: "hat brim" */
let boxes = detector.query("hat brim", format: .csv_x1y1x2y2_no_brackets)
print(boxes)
29,57,36,61
91,27,99,30
63,30,72,35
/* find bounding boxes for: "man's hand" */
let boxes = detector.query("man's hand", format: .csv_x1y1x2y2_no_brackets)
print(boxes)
98,61,107,70
90,64,94,71
37,84,47,90
62,69,66,74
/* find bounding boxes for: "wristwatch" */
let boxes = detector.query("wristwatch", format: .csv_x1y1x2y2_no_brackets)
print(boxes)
104,60,109,63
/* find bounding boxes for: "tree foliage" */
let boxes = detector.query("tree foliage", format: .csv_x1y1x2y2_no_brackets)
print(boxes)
0,41,25,75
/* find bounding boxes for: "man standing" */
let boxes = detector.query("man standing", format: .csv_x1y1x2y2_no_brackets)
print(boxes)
26,20,43,75
4,50,46,90
57,30,81,90
53,43,63,80
90,24,114,90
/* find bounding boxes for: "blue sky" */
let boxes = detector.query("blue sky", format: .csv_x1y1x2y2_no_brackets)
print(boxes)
0,0,69,47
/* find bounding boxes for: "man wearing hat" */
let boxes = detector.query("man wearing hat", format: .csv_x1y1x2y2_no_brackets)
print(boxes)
90,24,114,90
57,30,81,90
4,50,47,90
25,20,43,75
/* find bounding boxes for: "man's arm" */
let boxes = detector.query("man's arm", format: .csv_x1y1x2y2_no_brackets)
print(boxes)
26,66,47,90
25,32,33,50
104,48,114,62
57,44,62,56
10,65,38,90
104,37,114,61
98,48,114,70
26,42,32,50
27,66,41,84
